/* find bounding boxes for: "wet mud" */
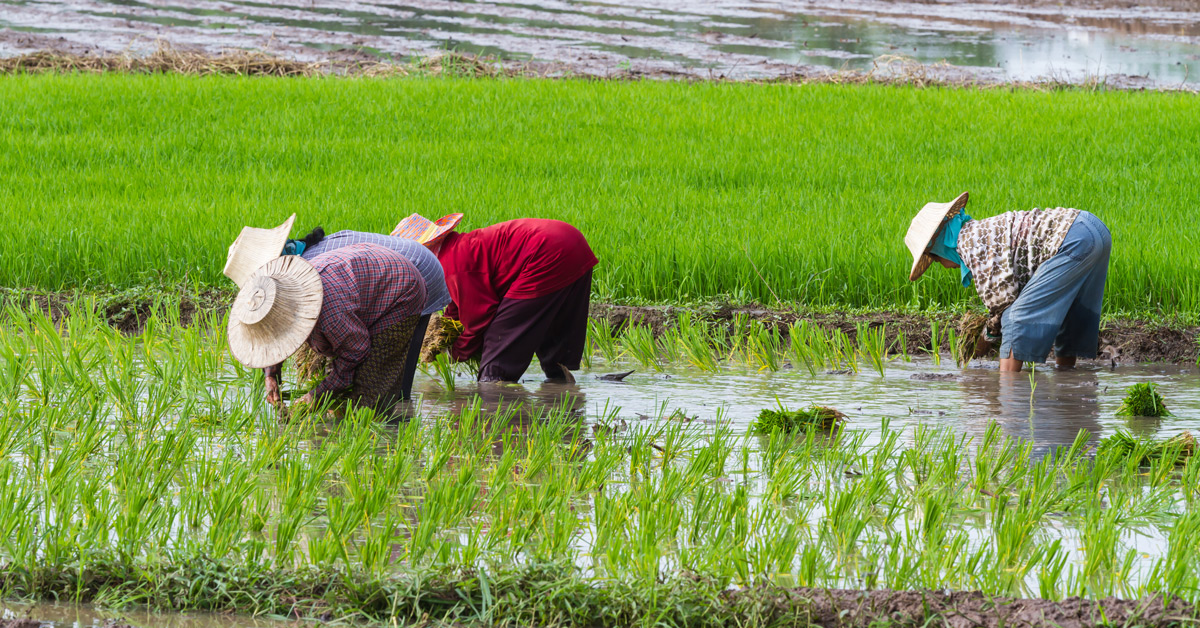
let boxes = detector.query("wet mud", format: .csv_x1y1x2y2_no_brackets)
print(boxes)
8,291,1199,364
2,0,1200,87
772,588,1198,627
590,303,1200,365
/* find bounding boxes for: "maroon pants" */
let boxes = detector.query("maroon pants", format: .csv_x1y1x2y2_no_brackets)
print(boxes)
478,270,592,382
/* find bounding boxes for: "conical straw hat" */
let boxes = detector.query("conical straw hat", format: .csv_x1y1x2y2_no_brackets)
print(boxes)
223,214,296,288
904,192,969,281
228,255,323,368
391,213,463,246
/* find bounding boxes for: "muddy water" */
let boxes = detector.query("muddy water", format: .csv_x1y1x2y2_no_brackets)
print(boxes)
2,0,1200,86
413,358,1200,455
1,603,296,628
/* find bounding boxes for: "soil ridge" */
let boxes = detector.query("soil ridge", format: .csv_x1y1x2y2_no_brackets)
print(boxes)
7,290,1198,365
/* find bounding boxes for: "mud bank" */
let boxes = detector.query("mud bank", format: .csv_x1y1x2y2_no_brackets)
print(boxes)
591,303,1200,365
8,290,1197,365
776,588,1197,627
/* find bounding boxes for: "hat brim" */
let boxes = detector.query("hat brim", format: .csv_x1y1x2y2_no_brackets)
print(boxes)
391,213,463,244
228,255,323,368
906,192,969,281
223,214,297,288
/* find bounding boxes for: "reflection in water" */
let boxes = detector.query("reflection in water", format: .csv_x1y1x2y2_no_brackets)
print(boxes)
2,602,293,628
958,366,1106,457
2,0,1199,85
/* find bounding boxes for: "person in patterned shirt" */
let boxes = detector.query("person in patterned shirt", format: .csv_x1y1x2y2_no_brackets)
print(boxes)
225,218,428,414
905,192,1111,372
268,243,426,412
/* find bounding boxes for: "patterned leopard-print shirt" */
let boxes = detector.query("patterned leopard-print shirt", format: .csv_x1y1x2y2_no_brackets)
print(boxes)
956,208,1081,330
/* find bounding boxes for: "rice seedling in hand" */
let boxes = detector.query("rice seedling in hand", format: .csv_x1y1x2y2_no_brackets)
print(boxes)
1116,382,1172,417
750,402,846,434
419,313,464,364
955,312,989,366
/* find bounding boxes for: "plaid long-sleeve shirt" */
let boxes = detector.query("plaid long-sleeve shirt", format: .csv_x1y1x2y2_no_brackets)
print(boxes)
266,243,426,398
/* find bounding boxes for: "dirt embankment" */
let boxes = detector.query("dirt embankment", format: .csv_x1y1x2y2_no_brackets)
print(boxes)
592,303,1200,365
770,588,1197,627
9,291,1199,365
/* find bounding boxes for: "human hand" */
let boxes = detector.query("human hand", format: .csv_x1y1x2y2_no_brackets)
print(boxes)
265,375,281,405
973,331,993,359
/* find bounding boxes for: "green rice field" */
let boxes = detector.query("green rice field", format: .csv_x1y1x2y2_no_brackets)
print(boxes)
2,73,1199,315
2,304,1200,626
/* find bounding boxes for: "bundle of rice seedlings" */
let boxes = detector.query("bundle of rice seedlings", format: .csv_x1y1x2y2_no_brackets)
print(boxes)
955,311,990,365
751,404,846,434
294,344,329,391
1096,430,1194,466
420,314,464,363
1116,382,1172,417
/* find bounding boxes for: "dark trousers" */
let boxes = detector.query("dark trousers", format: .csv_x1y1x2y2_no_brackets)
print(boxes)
478,270,591,382
401,313,431,400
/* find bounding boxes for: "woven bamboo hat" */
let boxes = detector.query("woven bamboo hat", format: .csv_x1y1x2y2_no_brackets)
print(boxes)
228,255,323,368
391,213,463,246
904,192,969,281
223,214,296,288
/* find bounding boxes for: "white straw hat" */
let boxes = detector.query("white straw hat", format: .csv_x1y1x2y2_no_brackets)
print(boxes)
223,214,296,288
228,255,323,368
904,192,969,281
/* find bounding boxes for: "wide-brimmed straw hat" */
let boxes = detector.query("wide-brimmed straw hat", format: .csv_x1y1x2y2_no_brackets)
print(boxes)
223,214,296,288
904,191,969,281
391,213,463,246
227,255,323,368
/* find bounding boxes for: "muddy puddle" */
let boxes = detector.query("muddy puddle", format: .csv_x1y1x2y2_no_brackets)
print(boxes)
414,357,1200,456
1,603,298,628
3,0,1200,86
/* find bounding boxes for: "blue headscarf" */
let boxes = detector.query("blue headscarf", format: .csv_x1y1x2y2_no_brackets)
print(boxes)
928,212,973,288
282,239,306,256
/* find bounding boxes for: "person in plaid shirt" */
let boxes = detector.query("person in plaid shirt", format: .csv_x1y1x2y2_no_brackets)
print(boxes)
264,242,426,412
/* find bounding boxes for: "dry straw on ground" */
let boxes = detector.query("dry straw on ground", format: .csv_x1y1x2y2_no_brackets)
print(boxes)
4,44,1193,93
0,43,523,78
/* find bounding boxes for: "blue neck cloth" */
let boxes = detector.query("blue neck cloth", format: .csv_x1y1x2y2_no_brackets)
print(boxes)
927,212,973,288
282,239,306,256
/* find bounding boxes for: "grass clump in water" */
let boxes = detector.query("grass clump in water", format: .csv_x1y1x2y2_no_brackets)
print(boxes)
1096,430,1195,466
1116,382,1172,417
751,403,845,434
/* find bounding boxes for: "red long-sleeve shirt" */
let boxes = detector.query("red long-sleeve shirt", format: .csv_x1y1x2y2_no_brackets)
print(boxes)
438,219,597,361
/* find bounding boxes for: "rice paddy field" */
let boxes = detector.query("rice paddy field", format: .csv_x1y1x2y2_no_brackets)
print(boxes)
1,73,1199,315
4,70,1200,627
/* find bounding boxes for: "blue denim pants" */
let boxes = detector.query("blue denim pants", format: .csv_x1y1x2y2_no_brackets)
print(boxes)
999,211,1111,363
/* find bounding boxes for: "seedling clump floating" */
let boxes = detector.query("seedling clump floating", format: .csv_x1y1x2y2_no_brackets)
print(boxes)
1096,430,1195,466
1116,382,1172,417
751,403,845,434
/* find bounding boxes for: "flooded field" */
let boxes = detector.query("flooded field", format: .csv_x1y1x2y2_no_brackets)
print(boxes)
3,0,1200,85
415,358,1200,457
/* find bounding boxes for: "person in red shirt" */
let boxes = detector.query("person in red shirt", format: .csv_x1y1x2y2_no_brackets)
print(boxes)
393,214,598,382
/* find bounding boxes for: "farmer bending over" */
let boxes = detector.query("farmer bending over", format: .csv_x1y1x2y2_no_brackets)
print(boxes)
224,216,426,413
284,228,450,401
394,214,597,382
905,192,1111,372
